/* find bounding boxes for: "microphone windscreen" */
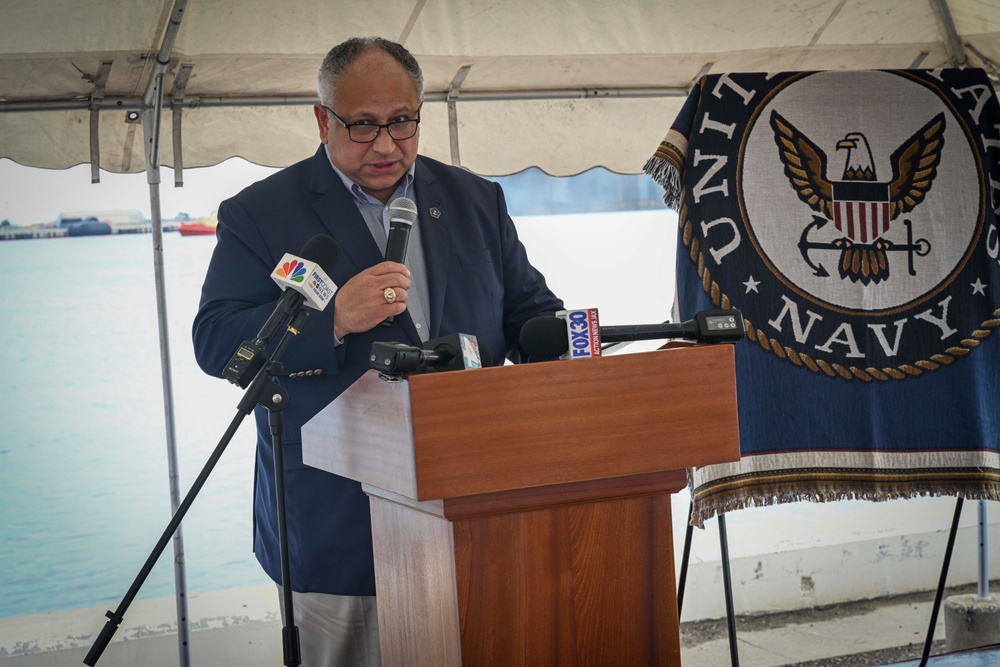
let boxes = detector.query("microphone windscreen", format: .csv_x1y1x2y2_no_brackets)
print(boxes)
519,316,569,360
298,234,343,275
388,196,418,224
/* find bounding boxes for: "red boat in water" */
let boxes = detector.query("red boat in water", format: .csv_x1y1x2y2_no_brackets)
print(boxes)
178,212,217,237
178,222,217,236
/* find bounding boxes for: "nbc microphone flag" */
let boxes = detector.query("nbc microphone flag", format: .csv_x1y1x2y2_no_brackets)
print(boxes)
272,254,337,310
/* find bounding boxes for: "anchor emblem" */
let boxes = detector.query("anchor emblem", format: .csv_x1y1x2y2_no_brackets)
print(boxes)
771,110,946,285
798,216,932,280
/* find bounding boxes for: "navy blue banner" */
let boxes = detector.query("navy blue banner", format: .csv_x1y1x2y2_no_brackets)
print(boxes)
646,69,1000,524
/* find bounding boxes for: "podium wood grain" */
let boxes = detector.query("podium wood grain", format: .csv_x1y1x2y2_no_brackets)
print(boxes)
303,346,739,499
302,346,740,666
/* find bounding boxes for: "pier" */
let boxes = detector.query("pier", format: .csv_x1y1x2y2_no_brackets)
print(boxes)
0,221,179,240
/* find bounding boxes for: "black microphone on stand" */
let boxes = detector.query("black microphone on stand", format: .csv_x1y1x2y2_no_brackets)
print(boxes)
600,310,745,343
518,315,573,362
382,196,417,326
519,309,745,360
224,235,342,388
369,333,492,378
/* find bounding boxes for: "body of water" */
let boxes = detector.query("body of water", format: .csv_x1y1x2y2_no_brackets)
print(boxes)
0,232,267,619
0,209,677,619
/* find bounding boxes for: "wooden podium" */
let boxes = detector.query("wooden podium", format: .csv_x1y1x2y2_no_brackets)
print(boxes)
302,345,739,666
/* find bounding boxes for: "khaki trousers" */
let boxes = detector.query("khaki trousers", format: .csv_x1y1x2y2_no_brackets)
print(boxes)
277,585,380,666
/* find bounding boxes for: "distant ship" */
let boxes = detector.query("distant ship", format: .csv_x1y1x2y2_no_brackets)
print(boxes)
61,216,112,236
178,211,218,237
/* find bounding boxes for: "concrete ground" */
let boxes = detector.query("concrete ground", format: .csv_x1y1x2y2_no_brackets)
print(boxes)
680,581,1000,666
3,582,997,666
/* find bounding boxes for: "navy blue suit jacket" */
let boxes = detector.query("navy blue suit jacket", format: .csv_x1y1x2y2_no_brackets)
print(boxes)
192,147,563,595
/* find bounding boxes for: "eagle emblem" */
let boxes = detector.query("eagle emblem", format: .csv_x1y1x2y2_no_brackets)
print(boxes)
770,110,946,285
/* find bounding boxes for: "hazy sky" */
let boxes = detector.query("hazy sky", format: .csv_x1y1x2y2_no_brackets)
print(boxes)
0,157,277,225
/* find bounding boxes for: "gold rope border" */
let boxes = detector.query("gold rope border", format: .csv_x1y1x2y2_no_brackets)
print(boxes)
678,199,1000,382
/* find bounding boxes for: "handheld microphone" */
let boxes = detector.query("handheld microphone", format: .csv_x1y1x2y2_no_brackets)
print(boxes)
224,234,343,388
382,196,417,326
385,196,417,264
518,309,745,360
369,333,490,377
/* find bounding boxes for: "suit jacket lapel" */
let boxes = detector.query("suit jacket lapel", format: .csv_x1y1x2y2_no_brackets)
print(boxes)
305,147,381,270
413,158,452,341
305,146,423,346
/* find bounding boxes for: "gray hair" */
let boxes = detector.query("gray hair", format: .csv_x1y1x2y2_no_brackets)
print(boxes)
317,37,425,109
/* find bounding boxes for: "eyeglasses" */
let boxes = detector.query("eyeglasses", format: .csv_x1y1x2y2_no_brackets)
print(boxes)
323,106,420,143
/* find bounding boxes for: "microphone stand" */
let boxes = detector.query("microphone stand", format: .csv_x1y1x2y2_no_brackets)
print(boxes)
84,309,309,667
265,315,304,667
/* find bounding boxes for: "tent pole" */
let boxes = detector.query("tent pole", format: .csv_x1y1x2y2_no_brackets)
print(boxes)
977,501,989,600
934,0,968,66
142,68,192,667
142,1,192,665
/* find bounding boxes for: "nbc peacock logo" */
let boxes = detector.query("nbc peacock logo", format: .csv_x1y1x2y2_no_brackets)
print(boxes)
276,260,307,283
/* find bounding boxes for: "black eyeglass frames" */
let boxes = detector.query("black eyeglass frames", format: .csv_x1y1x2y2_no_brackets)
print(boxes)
323,106,420,143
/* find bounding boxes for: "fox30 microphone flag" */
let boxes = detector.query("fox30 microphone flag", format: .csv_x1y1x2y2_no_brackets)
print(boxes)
645,68,1000,526
556,308,602,359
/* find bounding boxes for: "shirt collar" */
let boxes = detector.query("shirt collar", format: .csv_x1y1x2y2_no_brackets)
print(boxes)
323,144,416,207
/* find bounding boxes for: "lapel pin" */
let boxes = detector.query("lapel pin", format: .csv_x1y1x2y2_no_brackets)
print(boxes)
428,207,442,219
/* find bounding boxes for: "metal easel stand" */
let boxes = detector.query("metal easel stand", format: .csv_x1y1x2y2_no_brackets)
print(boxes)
920,498,995,665
918,497,965,666
676,501,741,666
677,496,988,667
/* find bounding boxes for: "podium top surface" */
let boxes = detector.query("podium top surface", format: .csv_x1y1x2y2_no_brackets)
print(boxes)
302,345,739,501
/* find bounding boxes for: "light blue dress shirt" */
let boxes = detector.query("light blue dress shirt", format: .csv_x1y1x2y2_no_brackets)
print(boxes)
323,147,432,342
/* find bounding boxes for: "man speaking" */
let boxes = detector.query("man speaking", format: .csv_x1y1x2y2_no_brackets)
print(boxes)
192,36,562,666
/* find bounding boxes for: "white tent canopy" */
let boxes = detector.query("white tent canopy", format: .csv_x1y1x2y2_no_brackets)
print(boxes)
2,3,998,663
2,0,998,177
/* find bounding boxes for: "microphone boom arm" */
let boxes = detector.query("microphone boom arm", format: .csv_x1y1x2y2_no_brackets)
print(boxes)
600,309,745,345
